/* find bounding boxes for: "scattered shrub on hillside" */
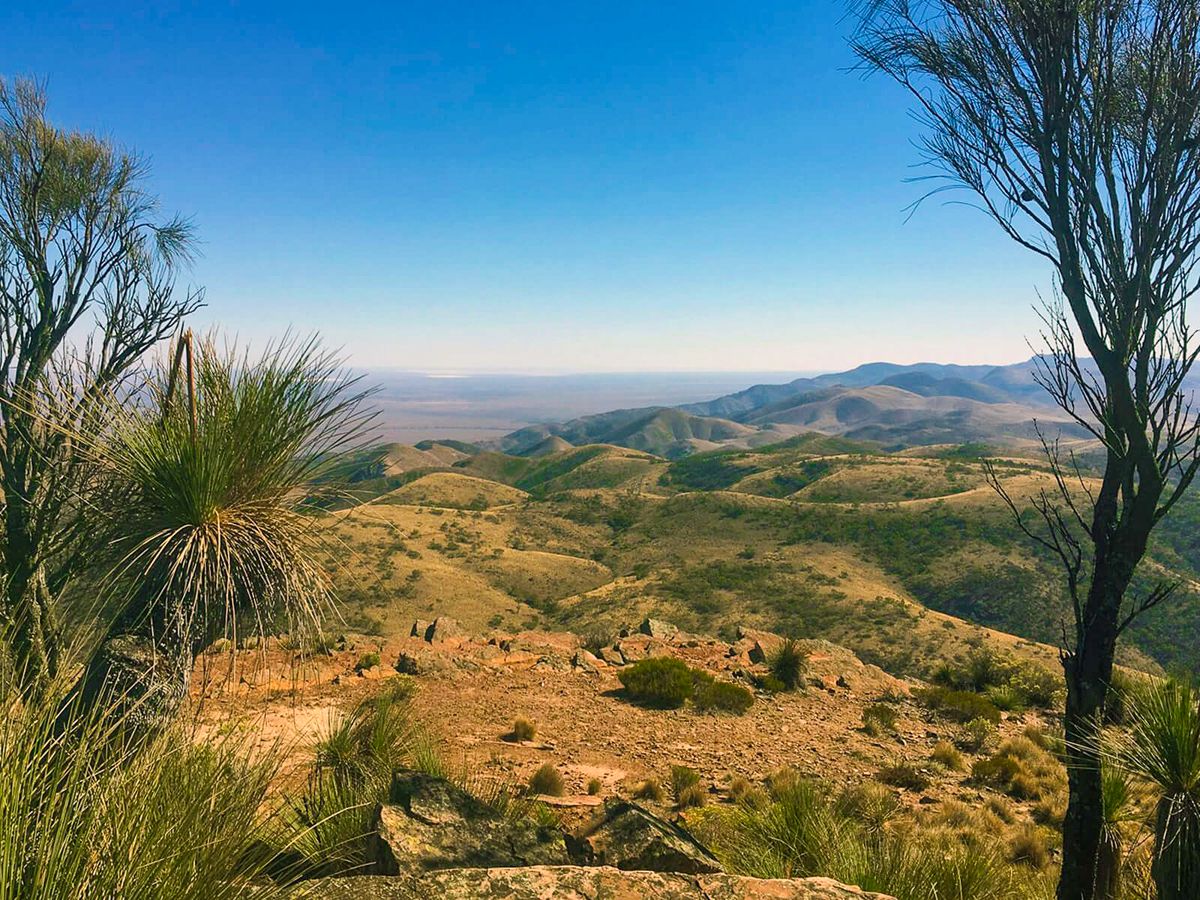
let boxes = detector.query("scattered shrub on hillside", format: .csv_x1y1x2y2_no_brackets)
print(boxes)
633,778,665,802
862,703,899,737
769,639,808,691
727,775,763,806
931,741,966,771
693,677,755,715
507,717,537,742
986,685,1026,712
753,673,787,694
692,774,1053,899
971,737,1066,808
354,651,381,672
586,778,603,796
954,717,998,753
527,763,565,797
618,657,695,708
917,686,1002,724
876,761,929,792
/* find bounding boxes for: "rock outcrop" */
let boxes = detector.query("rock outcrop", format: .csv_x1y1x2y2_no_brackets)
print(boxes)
300,867,897,899
373,772,568,873
566,800,722,874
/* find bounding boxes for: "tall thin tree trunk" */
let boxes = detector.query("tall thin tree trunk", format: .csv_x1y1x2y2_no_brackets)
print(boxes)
1058,564,1125,900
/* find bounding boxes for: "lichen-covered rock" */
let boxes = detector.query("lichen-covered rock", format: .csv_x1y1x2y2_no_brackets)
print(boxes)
566,800,722,874
640,617,680,640
424,616,464,644
373,772,569,873
299,867,897,899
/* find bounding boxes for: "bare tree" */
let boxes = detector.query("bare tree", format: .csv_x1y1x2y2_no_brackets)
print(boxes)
0,79,200,696
851,3,1200,898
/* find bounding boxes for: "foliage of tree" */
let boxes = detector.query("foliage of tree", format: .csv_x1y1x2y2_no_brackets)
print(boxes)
851,4,1200,896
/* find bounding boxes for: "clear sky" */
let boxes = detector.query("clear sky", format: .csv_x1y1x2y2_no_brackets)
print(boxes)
2,1,1055,373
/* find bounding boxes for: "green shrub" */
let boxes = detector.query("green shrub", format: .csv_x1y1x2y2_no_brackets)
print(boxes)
753,673,787,693
954,717,998,753
769,639,808,691
527,764,565,797
354,651,381,672
986,684,1026,712
834,782,900,834
917,686,1002,724
586,778,603,796
693,678,755,715
618,657,695,708
861,703,899,736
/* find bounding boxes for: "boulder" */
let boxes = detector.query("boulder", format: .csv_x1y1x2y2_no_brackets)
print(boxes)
640,617,680,640
566,800,722,874
409,620,431,639
393,650,447,676
424,616,465,644
299,867,897,899
599,646,625,666
373,772,569,874
737,627,783,664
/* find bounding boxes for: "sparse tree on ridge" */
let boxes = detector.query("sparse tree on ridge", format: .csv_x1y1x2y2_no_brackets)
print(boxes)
851,3,1200,898
0,78,200,697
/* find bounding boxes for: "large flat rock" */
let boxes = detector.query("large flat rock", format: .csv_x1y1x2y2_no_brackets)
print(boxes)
299,867,897,899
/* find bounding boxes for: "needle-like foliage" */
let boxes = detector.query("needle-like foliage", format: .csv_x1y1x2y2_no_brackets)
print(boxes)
1100,679,1200,900
76,332,375,727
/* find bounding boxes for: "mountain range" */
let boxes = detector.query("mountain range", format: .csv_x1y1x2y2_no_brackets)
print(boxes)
489,358,1096,458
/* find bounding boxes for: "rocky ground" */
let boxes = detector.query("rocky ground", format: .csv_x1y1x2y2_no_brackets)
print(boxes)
194,615,1048,826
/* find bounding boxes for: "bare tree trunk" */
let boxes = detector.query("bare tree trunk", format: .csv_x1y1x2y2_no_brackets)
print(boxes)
1058,546,1135,900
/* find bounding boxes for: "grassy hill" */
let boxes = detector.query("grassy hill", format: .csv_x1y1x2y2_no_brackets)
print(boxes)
322,434,1199,678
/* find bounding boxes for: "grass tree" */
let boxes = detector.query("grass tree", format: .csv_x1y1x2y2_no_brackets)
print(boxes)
74,332,373,733
1099,678,1200,900
851,4,1200,897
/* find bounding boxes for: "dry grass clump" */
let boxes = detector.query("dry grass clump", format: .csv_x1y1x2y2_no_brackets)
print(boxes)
971,736,1067,816
768,639,808,691
834,781,900,834
677,783,708,809
633,778,666,802
876,760,930,792
586,778,603,796
1008,824,1052,870
507,717,537,742
526,763,565,797
954,717,998,753
931,740,966,771
862,703,900,737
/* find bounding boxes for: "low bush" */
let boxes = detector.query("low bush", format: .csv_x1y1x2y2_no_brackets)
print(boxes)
618,657,695,708
508,717,537,742
876,761,929,792
633,778,665,802
354,651,381,672
917,686,1002,724
833,782,900,834
671,765,702,800
586,778,603,796
693,677,755,715
527,763,565,797
954,717,998,753
931,741,966,771
1009,825,1052,869
692,774,1054,899
861,703,899,736
677,783,708,809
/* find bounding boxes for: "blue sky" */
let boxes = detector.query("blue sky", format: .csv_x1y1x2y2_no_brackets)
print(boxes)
3,1,1053,372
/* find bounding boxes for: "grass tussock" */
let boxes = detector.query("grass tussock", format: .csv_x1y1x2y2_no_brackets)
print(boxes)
0,688,291,900
691,776,1054,900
